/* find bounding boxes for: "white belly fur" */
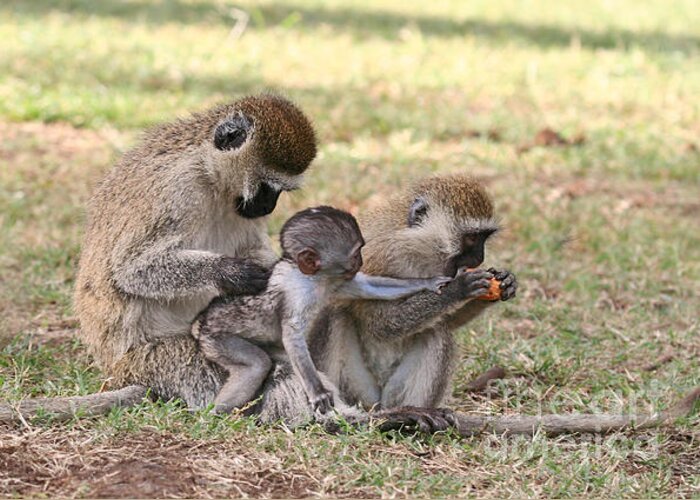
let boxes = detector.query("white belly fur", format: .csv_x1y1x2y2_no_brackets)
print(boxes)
142,210,270,340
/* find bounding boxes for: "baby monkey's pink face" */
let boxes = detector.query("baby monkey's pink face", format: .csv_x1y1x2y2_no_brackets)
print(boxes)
295,237,364,280
341,240,364,280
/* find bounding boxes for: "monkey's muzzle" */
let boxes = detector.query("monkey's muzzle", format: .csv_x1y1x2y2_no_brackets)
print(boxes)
236,182,281,218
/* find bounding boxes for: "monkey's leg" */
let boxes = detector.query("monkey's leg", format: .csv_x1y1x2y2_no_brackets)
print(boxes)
199,335,272,414
380,327,455,409
311,313,382,408
111,336,223,409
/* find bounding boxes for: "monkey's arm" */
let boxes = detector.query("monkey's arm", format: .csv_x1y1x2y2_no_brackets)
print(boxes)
337,273,451,301
445,301,493,330
350,270,493,339
282,317,333,413
113,240,268,300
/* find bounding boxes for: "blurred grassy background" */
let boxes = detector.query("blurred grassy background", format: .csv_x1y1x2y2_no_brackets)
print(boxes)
1,0,699,497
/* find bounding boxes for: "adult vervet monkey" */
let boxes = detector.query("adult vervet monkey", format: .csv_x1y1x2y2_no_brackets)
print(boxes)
75,94,316,407
310,175,517,410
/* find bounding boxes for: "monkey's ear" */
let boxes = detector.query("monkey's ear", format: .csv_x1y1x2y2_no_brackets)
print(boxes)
214,113,252,151
297,248,321,275
408,197,429,227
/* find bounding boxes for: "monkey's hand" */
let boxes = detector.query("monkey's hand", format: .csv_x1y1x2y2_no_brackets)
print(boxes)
310,389,335,415
487,268,517,301
216,257,271,296
449,269,493,300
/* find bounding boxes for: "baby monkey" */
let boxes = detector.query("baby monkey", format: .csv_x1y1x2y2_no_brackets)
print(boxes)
193,206,451,414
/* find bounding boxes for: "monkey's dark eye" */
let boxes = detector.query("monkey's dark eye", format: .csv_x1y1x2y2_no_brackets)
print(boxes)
408,198,429,227
462,235,477,249
463,229,497,250
214,113,252,151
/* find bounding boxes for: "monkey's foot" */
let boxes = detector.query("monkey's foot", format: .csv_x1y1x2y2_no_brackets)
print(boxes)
374,406,458,434
310,390,335,415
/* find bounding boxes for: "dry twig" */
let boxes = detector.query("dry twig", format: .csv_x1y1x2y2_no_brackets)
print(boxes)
463,366,507,392
0,385,147,423
450,386,700,436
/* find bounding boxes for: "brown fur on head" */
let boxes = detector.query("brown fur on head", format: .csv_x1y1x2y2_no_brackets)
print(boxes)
139,95,314,162
235,95,316,176
359,174,498,278
136,94,317,201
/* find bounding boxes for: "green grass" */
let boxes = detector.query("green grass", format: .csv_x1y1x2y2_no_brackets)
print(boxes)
1,0,699,497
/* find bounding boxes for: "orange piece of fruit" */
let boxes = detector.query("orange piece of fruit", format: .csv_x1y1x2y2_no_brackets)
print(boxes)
478,278,501,301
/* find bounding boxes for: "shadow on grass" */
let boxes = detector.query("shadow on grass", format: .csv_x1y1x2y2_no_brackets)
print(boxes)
5,0,699,54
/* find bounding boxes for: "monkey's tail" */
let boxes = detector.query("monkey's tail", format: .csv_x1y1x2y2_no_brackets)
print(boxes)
450,385,700,437
0,385,148,424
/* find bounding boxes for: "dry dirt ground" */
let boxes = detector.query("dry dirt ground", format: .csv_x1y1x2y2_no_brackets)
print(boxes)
1,428,321,498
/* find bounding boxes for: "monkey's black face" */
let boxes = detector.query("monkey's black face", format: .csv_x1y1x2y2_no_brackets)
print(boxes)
236,182,282,219
443,230,495,277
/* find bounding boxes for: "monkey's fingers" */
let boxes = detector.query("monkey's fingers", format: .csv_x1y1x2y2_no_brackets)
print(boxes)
499,280,517,301
218,258,271,295
461,276,493,299
465,267,512,301
485,269,517,301
311,392,335,415
376,407,455,434
460,268,492,281
376,413,431,434
432,407,460,427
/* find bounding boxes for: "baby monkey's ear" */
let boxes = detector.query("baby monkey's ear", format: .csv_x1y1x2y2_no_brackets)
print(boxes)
214,113,253,151
297,248,321,275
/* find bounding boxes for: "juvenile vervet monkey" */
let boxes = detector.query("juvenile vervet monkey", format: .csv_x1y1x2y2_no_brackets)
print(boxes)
74,94,317,408
193,206,452,414
310,174,518,411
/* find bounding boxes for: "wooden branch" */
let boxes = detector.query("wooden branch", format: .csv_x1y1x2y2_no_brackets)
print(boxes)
451,386,700,437
0,385,148,424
